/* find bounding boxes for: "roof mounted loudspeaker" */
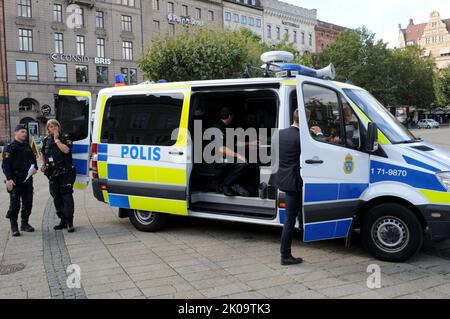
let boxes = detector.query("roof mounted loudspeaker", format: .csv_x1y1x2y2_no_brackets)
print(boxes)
260,51,336,80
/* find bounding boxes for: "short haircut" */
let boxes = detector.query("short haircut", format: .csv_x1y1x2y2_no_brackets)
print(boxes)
219,107,233,120
293,109,299,123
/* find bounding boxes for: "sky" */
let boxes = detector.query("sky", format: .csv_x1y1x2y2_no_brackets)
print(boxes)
281,0,450,48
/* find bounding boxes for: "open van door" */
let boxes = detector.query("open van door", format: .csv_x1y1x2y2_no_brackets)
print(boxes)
296,77,370,242
55,90,92,189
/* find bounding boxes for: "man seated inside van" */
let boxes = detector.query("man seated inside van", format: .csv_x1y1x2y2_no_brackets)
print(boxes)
212,107,251,197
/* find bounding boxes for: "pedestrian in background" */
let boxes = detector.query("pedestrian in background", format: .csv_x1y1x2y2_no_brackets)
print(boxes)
2,124,38,237
41,119,76,233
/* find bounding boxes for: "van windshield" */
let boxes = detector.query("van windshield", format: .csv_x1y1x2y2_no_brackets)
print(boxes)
343,89,417,144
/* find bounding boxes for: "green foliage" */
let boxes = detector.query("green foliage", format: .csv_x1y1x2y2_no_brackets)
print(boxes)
434,67,450,107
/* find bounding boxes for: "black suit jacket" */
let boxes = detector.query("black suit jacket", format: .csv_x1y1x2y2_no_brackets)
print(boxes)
269,126,303,193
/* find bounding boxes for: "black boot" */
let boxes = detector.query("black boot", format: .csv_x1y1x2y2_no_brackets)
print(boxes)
54,219,67,230
20,222,35,232
11,223,20,237
67,219,75,233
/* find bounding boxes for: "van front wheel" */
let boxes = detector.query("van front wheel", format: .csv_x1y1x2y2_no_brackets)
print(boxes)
129,210,167,232
362,203,423,262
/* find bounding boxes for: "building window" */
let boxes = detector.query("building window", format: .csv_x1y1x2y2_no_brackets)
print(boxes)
208,10,214,22
76,35,85,56
17,0,32,18
284,29,289,41
241,16,247,25
167,2,174,14
276,27,280,40
96,66,108,84
121,68,129,84
301,31,305,44
195,8,201,20
19,99,37,112
121,15,132,32
28,61,38,81
54,33,64,54
96,11,104,28
130,68,137,85
152,0,159,10
76,65,89,83
97,38,105,58
267,25,272,39
293,30,297,43
75,7,84,28
233,13,239,23
309,33,312,46
248,17,254,26
122,41,133,60
256,18,261,28
16,60,27,80
53,4,62,23
182,5,188,16
169,24,175,37
225,12,231,21
19,29,33,51
153,20,160,35
121,0,135,6
54,63,67,82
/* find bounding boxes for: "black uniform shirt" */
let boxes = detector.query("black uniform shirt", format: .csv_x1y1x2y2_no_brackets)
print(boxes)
42,134,73,168
2,139,38,182
212,120,227,148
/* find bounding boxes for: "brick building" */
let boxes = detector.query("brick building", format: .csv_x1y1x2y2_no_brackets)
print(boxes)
315,20,348,54
398,11,450,69
0,0,10,143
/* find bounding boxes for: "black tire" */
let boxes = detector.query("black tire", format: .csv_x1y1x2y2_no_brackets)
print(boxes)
129,210,167,232
361,203,423,262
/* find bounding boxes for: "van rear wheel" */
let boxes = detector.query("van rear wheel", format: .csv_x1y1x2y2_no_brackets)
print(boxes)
361,203,423,262
129,210,167,232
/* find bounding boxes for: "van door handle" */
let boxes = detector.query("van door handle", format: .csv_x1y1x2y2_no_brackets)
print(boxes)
169,151,184,156
305,159,324,164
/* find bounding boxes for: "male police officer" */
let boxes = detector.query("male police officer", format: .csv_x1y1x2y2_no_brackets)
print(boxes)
2,124,38,237
41,119,76,233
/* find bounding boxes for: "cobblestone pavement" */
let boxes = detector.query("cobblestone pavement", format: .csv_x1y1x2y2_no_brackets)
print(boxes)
0,128,450,299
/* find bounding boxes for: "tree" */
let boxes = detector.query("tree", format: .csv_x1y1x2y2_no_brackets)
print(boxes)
434,67,450,107
139,27,253,82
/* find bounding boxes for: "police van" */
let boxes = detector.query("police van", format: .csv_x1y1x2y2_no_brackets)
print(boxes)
57,52,450,262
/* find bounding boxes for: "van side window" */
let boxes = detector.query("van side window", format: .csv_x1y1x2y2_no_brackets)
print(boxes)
101,93,183,146
56,95,89,142
302,84,344,146
341,97,361,149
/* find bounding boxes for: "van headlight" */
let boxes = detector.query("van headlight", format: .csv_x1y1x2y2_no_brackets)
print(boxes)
437,172,450,191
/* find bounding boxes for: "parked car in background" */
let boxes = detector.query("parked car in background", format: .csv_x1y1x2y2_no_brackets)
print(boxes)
417,119,440,129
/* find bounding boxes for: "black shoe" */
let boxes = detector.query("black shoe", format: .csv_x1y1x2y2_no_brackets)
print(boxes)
231,184,251,197
11,224,20,237
54,221,67,230
223,185,235,197
281,256,303,266
20,223,35,232
67,220,75,233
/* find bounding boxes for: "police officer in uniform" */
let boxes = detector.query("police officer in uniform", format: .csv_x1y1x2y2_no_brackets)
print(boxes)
41,119,76,233
2,124,38,237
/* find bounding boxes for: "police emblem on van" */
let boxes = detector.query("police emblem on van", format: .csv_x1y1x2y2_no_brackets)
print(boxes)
344,154,354,174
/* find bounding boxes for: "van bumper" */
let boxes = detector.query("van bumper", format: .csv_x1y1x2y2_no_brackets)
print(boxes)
92,178,105,202
419,205,450,241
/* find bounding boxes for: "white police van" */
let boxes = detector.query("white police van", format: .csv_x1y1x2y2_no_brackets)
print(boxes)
57,52,450,262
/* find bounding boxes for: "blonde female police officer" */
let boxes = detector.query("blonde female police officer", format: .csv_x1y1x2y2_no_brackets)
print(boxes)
41,119,76,232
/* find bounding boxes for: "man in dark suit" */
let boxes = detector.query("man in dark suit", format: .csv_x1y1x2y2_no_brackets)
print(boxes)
270,109,303,266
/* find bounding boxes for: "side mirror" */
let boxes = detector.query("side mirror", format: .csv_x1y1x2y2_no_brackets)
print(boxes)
366,122,379,153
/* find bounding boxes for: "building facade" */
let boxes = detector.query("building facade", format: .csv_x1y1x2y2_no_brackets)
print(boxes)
315,20,348,54
141,0,223,45
0,0,10,143
261,0,317,54
4,0,145,136
398,11,450,69
223,0,264,39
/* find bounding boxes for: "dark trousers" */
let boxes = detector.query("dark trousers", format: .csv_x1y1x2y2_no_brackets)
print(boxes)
6,179,33,226
49,173,75,222
280,191,302,258
223,163,247,187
